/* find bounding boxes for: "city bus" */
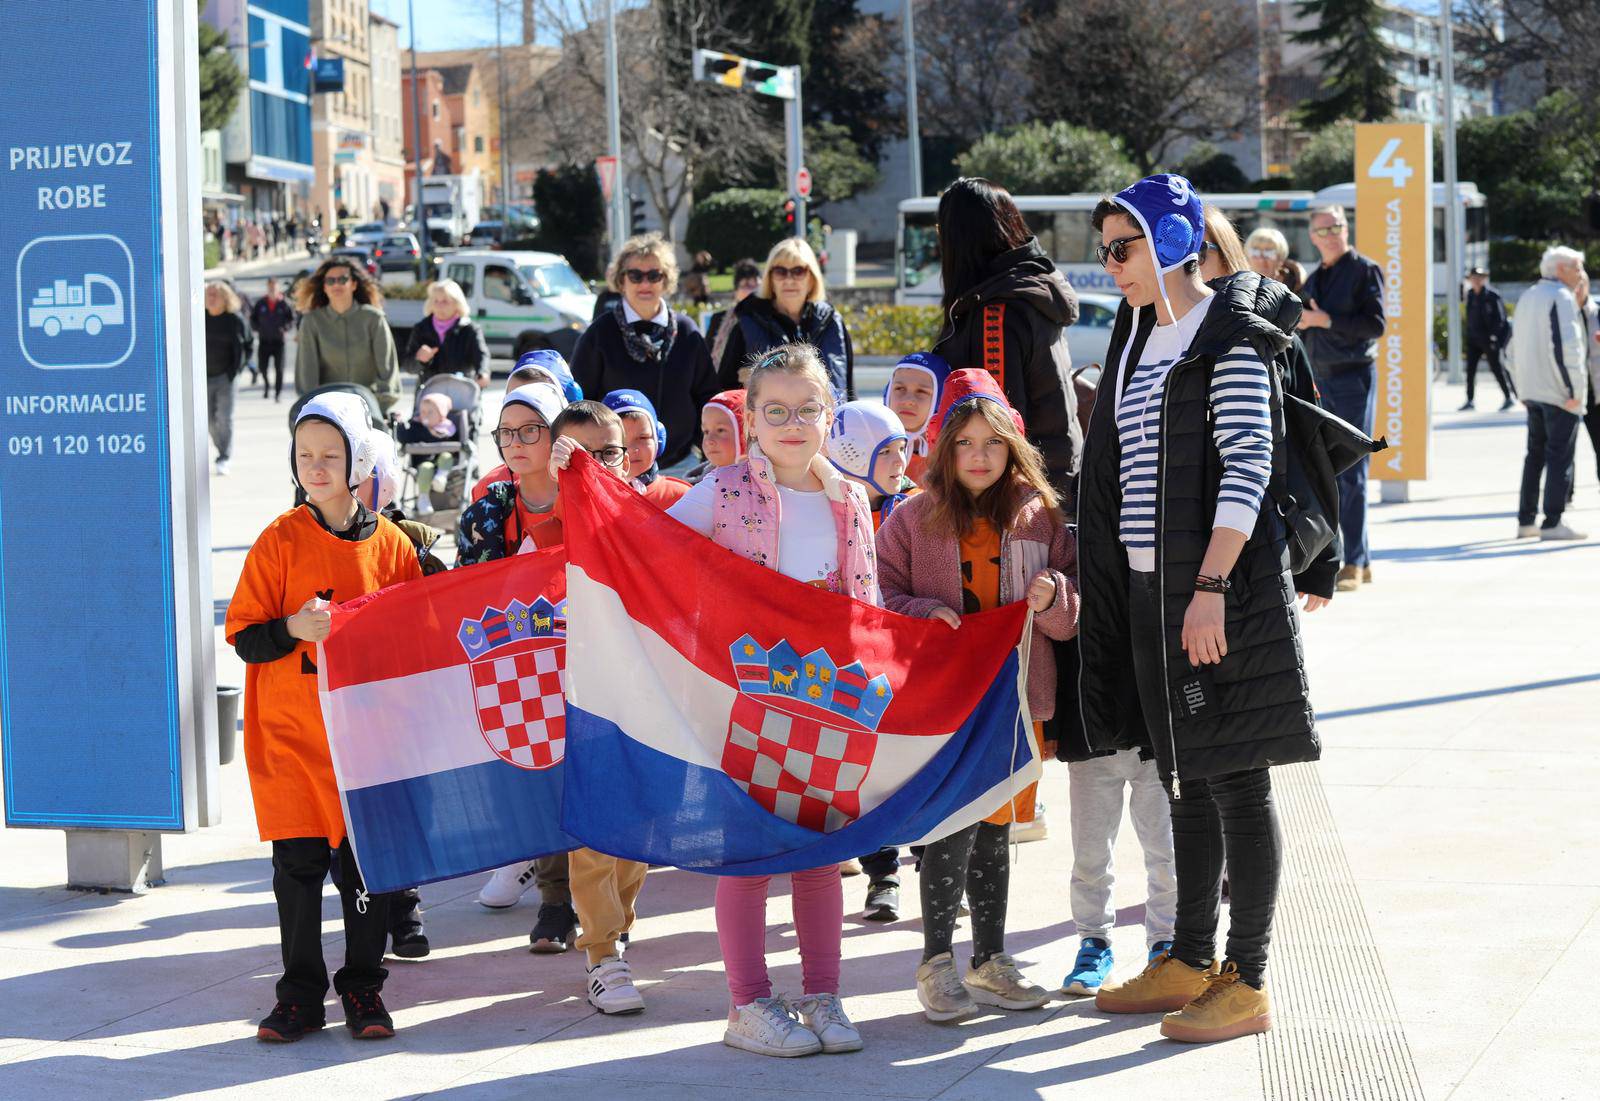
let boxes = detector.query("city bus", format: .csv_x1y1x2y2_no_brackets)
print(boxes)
896,183,1488,305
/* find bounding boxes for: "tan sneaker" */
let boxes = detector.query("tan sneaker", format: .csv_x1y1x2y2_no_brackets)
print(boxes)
1334,565,1361,592
1095,951,1218,1014
915,952,977,1022
963,953,1051,1010
1160,963,1272,1043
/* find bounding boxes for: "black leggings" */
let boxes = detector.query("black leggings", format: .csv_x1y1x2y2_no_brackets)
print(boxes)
919,820,1010,968
259,340,285,396
1168,769,1282,989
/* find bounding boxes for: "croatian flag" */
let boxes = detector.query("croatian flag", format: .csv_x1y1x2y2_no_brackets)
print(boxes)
558,456,1040,875
318,549,576,893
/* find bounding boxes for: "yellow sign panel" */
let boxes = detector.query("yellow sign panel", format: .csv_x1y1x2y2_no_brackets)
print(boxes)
1356,123,1433,481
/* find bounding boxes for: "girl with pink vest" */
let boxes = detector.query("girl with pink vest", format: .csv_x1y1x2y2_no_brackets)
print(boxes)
666,343,875,1058
876,368,1080,1023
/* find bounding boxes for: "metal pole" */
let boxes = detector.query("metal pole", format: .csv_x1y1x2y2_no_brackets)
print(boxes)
1440,2,1463,387
903,0,921,197
603,0,626,246
785,66,805,233
407,0,427,271
496,0,511,215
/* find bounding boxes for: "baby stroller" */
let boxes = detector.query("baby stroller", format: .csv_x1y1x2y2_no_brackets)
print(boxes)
285,383,391,506
398,372,481,521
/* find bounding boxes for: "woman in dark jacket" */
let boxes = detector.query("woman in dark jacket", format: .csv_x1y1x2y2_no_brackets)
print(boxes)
1077,176,1319,1045
204,280,251,475
570,232,719,468
715,237,854,398
930,178,1081,507
403,279,490,386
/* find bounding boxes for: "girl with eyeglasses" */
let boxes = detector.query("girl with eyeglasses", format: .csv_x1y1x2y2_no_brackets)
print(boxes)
456,383,569,565
715,237,854,401
660,343,876,1057
569,233,720,469
292,257,401,415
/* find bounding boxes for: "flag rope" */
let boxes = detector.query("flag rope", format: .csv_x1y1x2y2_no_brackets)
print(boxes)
1008,608,1035,866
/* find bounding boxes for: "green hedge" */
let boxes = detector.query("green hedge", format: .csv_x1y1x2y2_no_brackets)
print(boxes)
837,304,943,358
685,189,790,267
204,238,221,270
1489,238,1600,282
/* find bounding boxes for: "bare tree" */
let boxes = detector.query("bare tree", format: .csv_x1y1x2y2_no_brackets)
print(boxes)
1022,0,1259,172
513,0,778,238
913,0,1032,145
1457,0,1600,115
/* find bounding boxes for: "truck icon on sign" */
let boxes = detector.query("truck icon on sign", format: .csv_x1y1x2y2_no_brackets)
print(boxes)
28,274,126,337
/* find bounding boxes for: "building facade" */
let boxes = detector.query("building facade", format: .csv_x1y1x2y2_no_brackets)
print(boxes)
309,0,375,223
201,0,315,222
368,11,407,222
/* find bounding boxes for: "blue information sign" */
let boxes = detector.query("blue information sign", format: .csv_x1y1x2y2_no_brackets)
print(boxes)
1,2,204,830
313,56,346,94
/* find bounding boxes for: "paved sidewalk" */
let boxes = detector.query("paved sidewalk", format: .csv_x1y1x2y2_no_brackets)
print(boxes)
1,382,1596,1100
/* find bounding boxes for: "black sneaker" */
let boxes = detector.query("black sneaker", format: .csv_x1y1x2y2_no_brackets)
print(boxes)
341,989,395,1039
528,902,579,954
389,893,431,960
863,878,900,922
257,1001,325,1042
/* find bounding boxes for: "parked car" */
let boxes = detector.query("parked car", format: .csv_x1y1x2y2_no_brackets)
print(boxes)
1070,292,1118,370
329,246,379,278
466,221,504,248
343,221,388,249
384,249,596,363
373,233,423,273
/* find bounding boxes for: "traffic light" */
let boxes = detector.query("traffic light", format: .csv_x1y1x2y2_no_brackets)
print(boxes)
693,50,743,88
692,48,795,100
783,197,796,232
630,193,648,234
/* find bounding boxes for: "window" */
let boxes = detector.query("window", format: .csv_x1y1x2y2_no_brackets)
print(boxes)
483,265,519,303
474,135,484,153
430,101,439,120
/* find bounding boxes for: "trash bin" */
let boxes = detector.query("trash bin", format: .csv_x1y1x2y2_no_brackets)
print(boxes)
216,685,243,765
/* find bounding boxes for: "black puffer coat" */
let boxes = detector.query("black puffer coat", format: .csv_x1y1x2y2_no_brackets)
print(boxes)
1077,272,1319,788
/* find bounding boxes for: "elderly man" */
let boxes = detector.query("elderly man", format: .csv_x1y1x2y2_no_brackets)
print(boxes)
1297,204,1386,591
1511,247,1589,541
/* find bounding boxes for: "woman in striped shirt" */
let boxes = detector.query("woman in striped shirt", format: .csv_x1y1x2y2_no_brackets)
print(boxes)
1076,175,1323,1047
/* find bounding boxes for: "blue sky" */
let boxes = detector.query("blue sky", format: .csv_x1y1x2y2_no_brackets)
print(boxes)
373,0,511,52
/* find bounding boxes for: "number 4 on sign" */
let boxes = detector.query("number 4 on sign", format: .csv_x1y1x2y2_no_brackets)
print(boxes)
1367,138,1413,188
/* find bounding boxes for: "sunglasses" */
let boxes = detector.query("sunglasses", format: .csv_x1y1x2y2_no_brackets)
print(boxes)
760,401,827,427
1246,248,1278,260
1310,223,1346,238
623,268,666,284
587,445,629,468
323,274,353,285
492,423,546,447
1095,233,1146,268
769,264,810,281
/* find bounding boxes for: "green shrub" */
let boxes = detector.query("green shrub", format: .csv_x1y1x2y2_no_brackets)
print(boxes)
1488,238,1600,282
384,281,432,300
837,304,943,357
686,189,791,267
203,238,221,270
955,122,1138,196
524,165,606,280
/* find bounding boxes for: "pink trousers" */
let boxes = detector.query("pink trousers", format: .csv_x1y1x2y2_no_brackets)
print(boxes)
714,864,842,1007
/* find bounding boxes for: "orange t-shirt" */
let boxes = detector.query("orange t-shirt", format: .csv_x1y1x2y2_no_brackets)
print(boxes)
512,494,564,551
641,475,690,510
906,452,929,488
224,506,423,844
960,519,1043,826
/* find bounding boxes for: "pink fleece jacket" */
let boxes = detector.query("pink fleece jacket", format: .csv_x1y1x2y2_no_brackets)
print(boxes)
875,488,1079,721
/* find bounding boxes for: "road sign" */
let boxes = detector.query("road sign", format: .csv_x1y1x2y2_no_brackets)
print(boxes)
1,1,215,831
795,166,813,200
595,155,618,204
1356,123,1433,483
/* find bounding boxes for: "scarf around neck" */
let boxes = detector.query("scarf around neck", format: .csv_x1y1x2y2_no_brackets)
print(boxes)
613,298,676,365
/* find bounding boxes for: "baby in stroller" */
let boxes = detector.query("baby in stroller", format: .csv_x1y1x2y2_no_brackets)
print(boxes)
396,373,481,516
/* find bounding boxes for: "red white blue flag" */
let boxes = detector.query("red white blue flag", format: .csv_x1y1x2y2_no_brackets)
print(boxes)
318,549,576,894
558,456,1038,875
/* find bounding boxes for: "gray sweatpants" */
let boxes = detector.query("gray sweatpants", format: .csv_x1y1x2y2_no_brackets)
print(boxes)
1068,748,1177,947
206,373,235,461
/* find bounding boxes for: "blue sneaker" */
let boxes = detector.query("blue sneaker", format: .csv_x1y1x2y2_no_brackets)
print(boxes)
1063,937,1113,996
1149,939,1174,964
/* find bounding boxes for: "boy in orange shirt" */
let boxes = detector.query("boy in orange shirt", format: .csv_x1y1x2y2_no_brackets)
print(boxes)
226,394,423,1043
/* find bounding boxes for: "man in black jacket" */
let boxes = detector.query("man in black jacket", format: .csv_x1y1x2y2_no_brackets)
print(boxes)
1462,267,1514,411
1297,205,1385,592
251,277,295,401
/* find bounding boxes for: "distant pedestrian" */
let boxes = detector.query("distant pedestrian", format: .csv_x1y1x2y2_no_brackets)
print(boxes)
251,277,296,401
403,279,489,387
1462,267,1514,411
706,257,762,372
715,237,853,399
204,280,250,476
293,257,401,414
1511,246,1589,540
1580,273,1600,488
1243,227,1304,295
1297,204,1385,592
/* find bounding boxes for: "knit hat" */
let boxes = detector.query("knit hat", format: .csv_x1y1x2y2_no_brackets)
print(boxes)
602,388,667,455
292,392,378,489
511,349,582,404
498,382,565,453
703,389,747,460
1109,173,1206,321
927,368,1025,450
827,400,908,496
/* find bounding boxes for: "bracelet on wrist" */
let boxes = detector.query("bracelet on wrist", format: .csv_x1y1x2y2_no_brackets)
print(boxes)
1194,574,1231,595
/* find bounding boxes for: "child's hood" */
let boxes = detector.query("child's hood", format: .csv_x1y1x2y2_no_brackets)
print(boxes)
926,368,1025,450
292,392,377,489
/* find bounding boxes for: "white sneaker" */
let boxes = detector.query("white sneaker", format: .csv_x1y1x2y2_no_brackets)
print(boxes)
432,455,454,494
1516,524,1540,539
915,952,977,1022
1540,523,1588,541
724,996,822,1057
1012,806,1048,844
414,493,435,516
796,992,862,1053
476,861,539,909
585,955,644,1014
214,458,230,476
963,953,1052,1010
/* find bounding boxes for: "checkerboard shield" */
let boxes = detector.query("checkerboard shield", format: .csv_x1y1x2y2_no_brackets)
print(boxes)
722,693,878,833
470,637,567,770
